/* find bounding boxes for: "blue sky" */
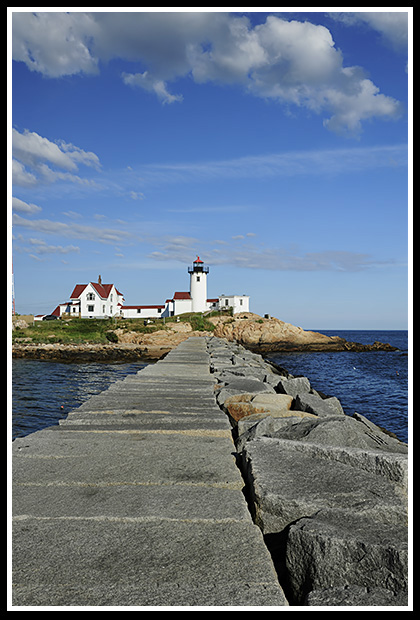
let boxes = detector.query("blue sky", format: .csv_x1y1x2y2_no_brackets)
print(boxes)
9,9,411,329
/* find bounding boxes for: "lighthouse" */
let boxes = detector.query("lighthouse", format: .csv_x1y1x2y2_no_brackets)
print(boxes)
188,256,209,313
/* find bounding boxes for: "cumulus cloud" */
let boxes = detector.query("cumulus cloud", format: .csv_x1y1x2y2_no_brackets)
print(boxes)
12,11,100,77
12,128,101,187
12,11,405,135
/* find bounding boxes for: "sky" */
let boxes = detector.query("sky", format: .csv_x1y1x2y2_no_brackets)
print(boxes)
9,8,411,330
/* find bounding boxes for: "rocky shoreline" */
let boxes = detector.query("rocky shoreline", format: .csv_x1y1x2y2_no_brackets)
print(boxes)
11,342,171,362
11,336,398,362
207,336,408,607
12,312,398,362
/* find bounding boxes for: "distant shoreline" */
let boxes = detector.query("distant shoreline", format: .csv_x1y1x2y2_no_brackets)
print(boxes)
12,337,399,363
12,313,400,362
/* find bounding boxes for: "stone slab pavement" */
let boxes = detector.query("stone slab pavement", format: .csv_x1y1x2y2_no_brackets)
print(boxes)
12,337,288,608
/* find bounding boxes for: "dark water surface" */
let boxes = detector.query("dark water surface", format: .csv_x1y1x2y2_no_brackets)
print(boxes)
11,359,148,440
12,330,409,443
265,330,409,443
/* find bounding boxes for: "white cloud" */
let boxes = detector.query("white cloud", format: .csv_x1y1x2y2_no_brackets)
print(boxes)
12,11,405,135
329,12,408,50
135,144,407,185
27,238,80,255
12,11,99,77
147,235,391,272
128,190,145,200
12,196,42,214
12,213,133,245
122,71,183,104
12,128,101,187
12,159,37,187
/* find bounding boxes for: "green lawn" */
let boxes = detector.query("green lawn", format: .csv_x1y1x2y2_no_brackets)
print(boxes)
12,313,216,345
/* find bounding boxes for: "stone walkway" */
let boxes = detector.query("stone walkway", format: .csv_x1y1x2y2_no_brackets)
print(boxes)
12,337,288,607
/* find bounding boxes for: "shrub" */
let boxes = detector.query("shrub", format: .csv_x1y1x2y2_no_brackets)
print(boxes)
105,331,119,343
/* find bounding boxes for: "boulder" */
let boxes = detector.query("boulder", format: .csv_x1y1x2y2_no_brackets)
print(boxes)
240,437,407,534
275,376,311,397
305,585,408,607
286,510,408,605
294,392,345,417
217,376,276,396
223,393,293,423
216,368,269,382
263,413,407,455
236,412,318,449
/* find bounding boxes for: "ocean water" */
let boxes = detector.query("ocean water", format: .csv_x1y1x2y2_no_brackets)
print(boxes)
11,330,409,443
11,359,148,440
265,330,409,444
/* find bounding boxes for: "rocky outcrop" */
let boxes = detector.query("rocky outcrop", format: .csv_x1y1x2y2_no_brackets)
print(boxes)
207,336,408,607
210,313,398,352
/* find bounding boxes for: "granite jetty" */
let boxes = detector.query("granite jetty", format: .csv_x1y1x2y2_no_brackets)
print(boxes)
12,338,287,607
12,336,409,607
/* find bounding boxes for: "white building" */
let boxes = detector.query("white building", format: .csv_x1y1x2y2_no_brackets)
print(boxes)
48,258,250,320
218,294,250,315
119,305,165,319
51,276,125,319
120,257,249,319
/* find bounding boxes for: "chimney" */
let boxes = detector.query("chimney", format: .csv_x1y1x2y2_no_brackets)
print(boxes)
98,275,102,285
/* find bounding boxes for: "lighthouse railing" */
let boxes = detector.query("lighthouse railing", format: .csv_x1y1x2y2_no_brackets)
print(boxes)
188,265,209,274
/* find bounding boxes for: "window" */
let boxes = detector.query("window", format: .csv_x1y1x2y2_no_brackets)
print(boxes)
240,299,243,305
87,292,95,300
158,308,162,313
137,309,141,314
87,305,94,312
225,299,229,306
196,276,200,282
103,305,106,313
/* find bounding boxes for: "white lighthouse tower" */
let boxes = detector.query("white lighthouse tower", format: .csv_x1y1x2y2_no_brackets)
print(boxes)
188,256,209,313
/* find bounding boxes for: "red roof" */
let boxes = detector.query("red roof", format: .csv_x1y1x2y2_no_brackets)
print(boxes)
194,256,203,263
70,282,123,300
121,305,165,310
173,291,191,300
69,284,87,299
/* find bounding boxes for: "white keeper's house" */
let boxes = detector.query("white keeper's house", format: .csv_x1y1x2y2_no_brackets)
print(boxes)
48,257,249,319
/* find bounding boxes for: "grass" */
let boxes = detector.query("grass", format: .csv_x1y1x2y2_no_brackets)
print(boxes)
12,313,215,345
12,318,117,344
